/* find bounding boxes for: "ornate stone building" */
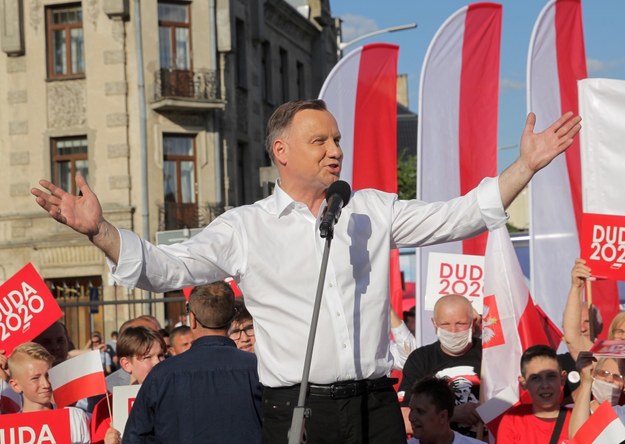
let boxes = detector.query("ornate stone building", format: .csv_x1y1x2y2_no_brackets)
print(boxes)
0,0,337,345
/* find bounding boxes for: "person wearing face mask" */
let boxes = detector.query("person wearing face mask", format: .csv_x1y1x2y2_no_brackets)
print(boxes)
399,294,483,439
570,353,625,437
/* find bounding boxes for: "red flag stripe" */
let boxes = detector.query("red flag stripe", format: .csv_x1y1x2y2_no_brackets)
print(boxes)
53,371,107,408
554,0,619,340
517,292,552,350
352,44,398,192
460,3,501,256
555,0,586,233
572,402,625,443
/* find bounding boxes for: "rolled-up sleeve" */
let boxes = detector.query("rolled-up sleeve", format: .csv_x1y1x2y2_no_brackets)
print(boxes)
476,176,508,231
106,228,146,289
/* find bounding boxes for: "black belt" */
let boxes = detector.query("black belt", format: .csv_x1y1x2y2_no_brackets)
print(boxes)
306,377,398,400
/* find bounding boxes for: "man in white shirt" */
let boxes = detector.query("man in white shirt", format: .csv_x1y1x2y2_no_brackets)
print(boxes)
32,99,581,443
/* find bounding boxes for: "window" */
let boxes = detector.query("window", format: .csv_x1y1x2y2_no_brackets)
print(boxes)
279,48,289,102
296,61,305,98
46,4,85,79
261,42,272,102
158,2,191,70
236,141,248,205
235,18,247,88
163,135,197,229
51,136,88,195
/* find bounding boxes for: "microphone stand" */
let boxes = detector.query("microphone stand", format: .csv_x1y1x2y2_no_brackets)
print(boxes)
288,225,335,444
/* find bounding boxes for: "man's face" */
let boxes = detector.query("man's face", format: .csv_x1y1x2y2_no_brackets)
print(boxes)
408,393,446,441
10,359,52,408
274,109,343,195
519,357,564,415
91,336,102,349
433,302,472,333
228,320,255,353
593,358,624,390
169,332,193,356
122,340,165,385
33,323,69,366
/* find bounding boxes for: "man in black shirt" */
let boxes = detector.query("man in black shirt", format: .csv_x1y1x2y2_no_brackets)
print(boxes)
399,294,482,438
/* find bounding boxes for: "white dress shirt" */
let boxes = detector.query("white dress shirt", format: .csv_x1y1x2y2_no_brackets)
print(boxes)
111,178,506,387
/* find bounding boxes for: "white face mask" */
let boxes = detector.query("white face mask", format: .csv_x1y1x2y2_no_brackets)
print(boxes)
436,327,472,354
591,378,622,406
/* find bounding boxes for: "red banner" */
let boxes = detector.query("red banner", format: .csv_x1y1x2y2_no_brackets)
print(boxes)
0,263,63,356
0,409,71,443
581,213,625,280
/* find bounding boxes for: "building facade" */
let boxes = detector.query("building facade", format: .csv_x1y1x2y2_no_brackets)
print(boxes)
0,0,337,346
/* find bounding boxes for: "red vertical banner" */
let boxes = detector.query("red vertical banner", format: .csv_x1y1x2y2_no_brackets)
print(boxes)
320,44,403,317
416,3,501,345
529,0,618,339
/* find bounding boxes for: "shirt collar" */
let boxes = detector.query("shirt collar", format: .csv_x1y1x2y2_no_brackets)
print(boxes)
271,179,299,218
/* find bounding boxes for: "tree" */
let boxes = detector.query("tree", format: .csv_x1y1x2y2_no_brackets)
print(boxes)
397,148,416,200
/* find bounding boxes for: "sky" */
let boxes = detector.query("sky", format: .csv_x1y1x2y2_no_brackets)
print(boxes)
330,0,625,172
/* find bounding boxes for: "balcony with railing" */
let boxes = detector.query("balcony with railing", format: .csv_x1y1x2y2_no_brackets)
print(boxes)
151,68,225,112
157,201,226,231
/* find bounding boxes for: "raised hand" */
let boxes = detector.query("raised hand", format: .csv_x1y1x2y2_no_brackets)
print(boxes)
31,176,121,262
499,111,582,209
520,111,582,173
571,258,591,289
31,175,103,238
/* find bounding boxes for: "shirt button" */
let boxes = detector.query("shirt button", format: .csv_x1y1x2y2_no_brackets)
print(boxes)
336,312,341,317
342,344,347,349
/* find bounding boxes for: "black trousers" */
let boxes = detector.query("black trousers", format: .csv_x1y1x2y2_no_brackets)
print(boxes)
261,382,406,444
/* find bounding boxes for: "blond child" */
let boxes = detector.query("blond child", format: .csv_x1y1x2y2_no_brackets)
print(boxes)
8,342,90,444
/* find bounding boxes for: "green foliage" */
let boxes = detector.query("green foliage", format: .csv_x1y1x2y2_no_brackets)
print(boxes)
397,148,417,200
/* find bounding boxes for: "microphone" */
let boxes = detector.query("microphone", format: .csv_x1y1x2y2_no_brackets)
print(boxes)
319,180,351,239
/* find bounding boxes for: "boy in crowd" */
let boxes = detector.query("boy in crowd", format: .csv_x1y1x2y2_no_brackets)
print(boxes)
168,325,193,356
91,326,167,444
408,376,482,444
8,342,91,443
497,345,570,443
228,297,256,353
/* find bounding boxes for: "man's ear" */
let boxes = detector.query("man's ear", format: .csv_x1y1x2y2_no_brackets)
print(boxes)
438,407,449,425
8,377,22,394
518,375,526,389
273,139,288,166
119,356,133,374
560,370,567,385
189,311,198,330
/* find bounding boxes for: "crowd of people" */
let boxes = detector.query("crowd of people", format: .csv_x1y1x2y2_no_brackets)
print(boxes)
3,259,622,443
0,97,617,443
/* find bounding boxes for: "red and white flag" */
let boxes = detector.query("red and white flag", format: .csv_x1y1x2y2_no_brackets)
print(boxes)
49,350,107,407
319,43,404,315
528,0,619,338
569,401,625,444
416,3,501,345
478,227,553,434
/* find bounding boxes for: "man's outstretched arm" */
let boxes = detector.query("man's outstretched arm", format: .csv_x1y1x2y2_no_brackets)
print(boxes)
499,111,582,209
31,175,121,263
